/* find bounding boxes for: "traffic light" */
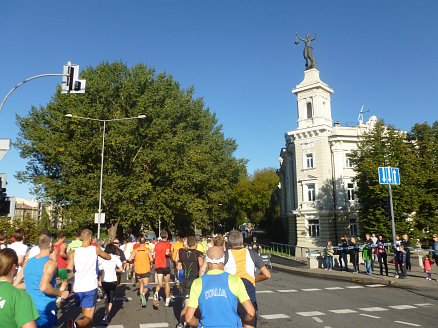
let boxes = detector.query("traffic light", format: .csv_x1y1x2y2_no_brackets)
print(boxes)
382,196,391,216
62,61,86,94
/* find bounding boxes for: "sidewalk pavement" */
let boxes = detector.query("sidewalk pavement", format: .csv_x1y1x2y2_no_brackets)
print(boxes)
270,254,438,290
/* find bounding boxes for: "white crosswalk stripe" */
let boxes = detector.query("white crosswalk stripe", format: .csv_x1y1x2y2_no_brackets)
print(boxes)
256,290,274,293
324,287,344,290
346,285,365,289
389,305,418,310
139,324,169,328
296,311,326,317
360,314,381,319
329,309,357,314
301,288,322,291
358,307,389,312
277,289,298,292
394,320,421,327
414,303,433,307
260,314,290,319
365,284,386,288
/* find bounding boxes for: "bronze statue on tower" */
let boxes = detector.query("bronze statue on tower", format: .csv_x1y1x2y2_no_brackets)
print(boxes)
295,33,317,70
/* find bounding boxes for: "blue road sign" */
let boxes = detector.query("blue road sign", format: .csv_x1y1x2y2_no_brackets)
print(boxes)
378,167,400,185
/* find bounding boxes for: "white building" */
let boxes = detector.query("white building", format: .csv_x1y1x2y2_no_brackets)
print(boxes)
278,68,377,251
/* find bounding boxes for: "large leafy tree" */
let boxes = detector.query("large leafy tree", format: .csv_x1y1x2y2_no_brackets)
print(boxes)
16,62,245,238
352,120,433,240
233,168,279,225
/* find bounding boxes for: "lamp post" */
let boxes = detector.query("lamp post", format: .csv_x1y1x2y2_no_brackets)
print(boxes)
212,203,223,234
65,114,146,239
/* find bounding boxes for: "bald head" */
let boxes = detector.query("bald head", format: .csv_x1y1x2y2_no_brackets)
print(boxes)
207,246,224,260
205,246,225,269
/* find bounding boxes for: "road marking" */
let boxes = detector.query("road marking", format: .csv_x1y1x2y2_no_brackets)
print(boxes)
93,326,124,328
366,284,386,288
139,324,169,328
256,290,274,294
389,305,418,310
324,287,344,290
394,321,421,327
329,309,357,314
277,289,298,293
296,311,325,317
260,314,290,319
313,317,323,323
346,285,364,289
359,307,388,312
359,314,381,319
301,288,322,291
414,303,433,307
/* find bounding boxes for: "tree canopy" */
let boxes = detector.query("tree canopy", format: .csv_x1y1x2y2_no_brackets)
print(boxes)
15,62,246,238
352,120,438,240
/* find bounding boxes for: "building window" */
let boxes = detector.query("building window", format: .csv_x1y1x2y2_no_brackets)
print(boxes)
345,154,353,168
308,219,320,237
305,153,314,168
306,102,313,119
347,183,355,201
350,217,358,236
306,183,316,202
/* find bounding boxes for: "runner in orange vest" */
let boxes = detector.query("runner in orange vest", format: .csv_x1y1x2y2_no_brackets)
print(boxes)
129,237,153,308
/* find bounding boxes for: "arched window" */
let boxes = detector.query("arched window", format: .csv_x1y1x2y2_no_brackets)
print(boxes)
306,102,313,118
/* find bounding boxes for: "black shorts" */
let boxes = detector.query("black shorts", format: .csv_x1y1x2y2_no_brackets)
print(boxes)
101,281,117,303
136,272,151,279
238,300,258,327
156,267,171,275
181,278,195,299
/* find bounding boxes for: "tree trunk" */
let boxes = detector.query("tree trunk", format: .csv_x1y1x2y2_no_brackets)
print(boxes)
107,222,118,242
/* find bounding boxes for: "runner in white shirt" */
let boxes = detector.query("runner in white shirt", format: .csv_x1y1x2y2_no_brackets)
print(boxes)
98,243,123,324
8,228,28,269
67,229,110,328
121,238,134,278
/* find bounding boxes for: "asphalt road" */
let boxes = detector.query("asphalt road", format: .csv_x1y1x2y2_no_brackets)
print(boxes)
58,269,438,328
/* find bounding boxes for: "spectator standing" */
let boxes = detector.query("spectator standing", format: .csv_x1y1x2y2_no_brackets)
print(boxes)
339,236,349,271
0,248,39,328
376,235,388,276
362,237,373,275
349,237,360,273
153,230,172,307
224,230,271,328
325,240,334,270
394,234,402,277
397,244,407,279
185,246,255,328
431,234,438,268
99,243,123,323
401,234,411,271
423,254,434,280
67,229,110,328
23,234,69,328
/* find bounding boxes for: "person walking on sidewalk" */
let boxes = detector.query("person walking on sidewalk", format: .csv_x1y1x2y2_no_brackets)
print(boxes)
128,237,153,308
376,235,389,276
67,229,111,328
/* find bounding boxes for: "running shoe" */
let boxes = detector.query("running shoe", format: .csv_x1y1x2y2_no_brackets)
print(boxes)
55,297,62,308
165,297,171,307
153,292,160,308
140,293,147,307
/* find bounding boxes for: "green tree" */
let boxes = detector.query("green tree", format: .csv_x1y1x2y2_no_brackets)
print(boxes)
233,168,279,225
15,62,245,239
352,121,421,239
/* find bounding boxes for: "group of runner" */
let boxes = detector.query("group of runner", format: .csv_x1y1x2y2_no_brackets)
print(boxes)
0,227,271,328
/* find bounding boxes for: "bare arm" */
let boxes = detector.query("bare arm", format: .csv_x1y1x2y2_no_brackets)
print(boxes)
240,299,256,324
22,321,37,328
185,306,199,327
66,251,75,273
40,260,69,298
96,247,111,260
128,249,137,262
60,243,68,260
198,256,207,277
255,265,271,283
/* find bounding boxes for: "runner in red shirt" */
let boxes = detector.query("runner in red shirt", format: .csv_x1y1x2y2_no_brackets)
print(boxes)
153,230,172,307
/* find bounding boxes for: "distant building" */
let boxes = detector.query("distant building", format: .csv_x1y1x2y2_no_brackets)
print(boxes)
277,68,377,251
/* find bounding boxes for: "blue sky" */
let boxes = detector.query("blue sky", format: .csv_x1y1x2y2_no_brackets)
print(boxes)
1,0,437,199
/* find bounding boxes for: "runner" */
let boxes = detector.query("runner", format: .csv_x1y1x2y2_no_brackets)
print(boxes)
153,229,172,307
224,230,271,328
0,248,39,328
176,235,204,328
67,232,82,253
121,237,134,279
53,232,69,307
23,234,69,328
66,229,110,328
98,243,123,323
128,237,153,308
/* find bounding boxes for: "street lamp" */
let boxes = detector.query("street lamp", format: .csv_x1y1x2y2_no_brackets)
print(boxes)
65,113,146,239
212,203,223,234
